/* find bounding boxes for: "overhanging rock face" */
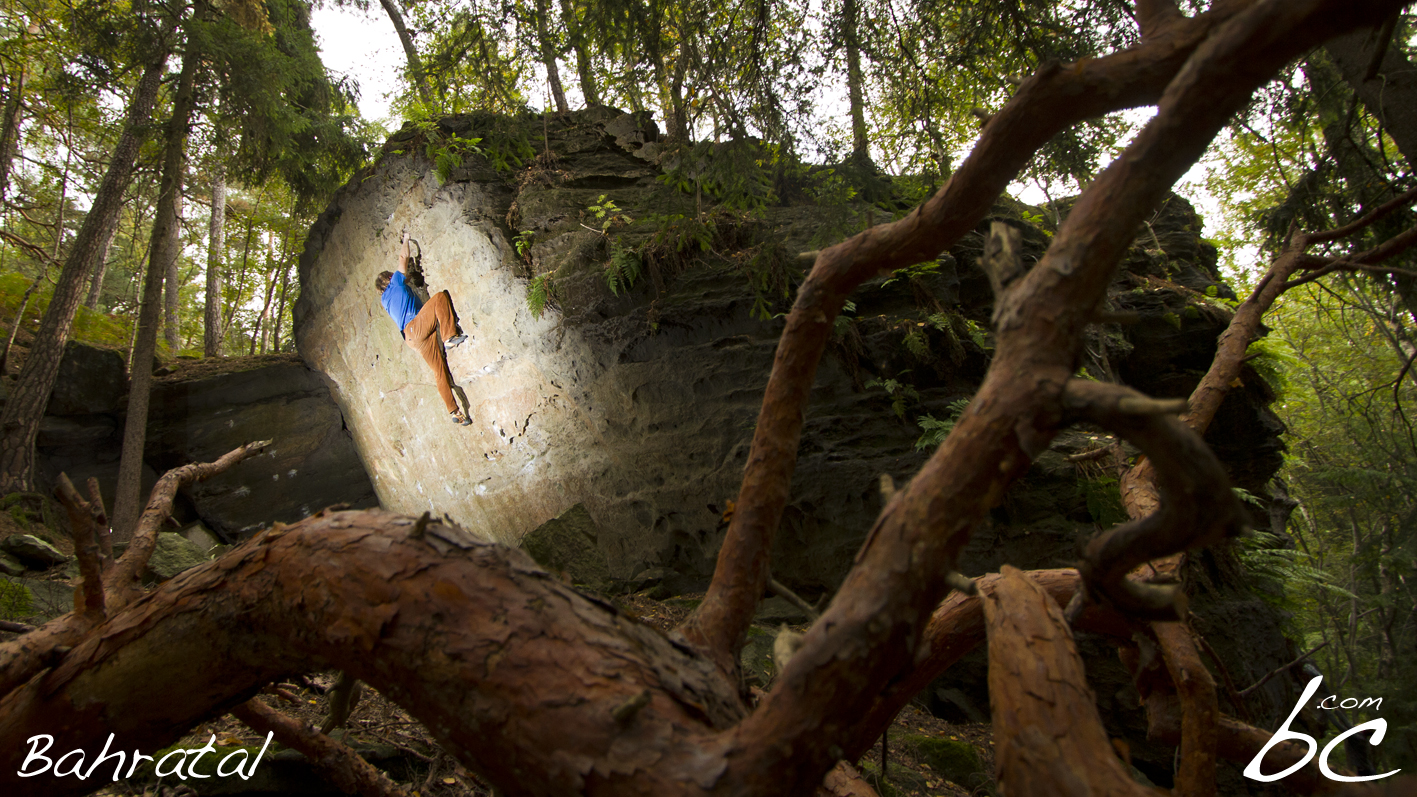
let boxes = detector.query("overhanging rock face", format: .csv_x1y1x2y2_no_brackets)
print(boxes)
294,108,1284,596
293,110,932,589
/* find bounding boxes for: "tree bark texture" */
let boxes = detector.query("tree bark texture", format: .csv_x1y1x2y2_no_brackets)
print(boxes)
81,217,121,311
559,0,600,105
842,0,869,164
984,566,1160,796
534,0,569,113
205,165,226,356
0,58,166,494
163,189,184,353
684,3,1403,793
379,0,433,106
1325,23,1417,165
0,23,35,206
111,41,201,540
0,510,744,797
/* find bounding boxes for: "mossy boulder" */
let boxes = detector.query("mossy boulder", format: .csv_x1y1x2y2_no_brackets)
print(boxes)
520,503,611,588
903,734,991,794
0,533,67,568
143,532,211,584
859,760,930,797
0,577,32,619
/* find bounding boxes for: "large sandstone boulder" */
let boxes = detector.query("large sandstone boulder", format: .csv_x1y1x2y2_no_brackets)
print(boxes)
294,109,1285,599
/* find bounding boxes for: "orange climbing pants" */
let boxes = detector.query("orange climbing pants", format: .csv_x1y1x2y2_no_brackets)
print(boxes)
403,290,461,414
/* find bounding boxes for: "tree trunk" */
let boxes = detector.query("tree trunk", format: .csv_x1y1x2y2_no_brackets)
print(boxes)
204,164,225,356
0,23,36,206
984,567,1155,795
559,0,600,106
0,137,69,376
534,0,569,113
0,58,166,495
82,216,121,311
843,0,870,165
270,260,291,353
1325,24,1417,165
111,43,201,540
163,190,184,353
378,0,433,107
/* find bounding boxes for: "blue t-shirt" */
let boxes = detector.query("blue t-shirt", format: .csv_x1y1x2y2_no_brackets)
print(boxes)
380,271,422,335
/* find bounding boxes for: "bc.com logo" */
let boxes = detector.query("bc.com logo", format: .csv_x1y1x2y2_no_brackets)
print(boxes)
1245,676,1400,783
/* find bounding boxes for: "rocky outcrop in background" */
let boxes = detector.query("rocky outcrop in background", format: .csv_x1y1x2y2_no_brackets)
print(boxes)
25,348,376,540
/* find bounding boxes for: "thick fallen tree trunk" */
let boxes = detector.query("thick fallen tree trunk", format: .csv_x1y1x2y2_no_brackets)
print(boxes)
0,509,742,796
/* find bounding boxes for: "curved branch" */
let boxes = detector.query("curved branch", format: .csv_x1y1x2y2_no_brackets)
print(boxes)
1063,380,1248,618
985,567,1157,796
104,438,271,607
700,3,1404,793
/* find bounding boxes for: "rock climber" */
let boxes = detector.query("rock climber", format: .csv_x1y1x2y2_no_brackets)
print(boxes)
375,230,472,425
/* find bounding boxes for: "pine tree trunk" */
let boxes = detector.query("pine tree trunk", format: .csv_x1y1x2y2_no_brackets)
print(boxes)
0,24,35,206
112,45,200,540
163,189,184,352
1325,26,1417,165
559,0,599,106
0,59,167,495
205,165,225,356
83,219,120,310
534,0,569,113
270,258,292,353
379,0,433,107
844,0,870,164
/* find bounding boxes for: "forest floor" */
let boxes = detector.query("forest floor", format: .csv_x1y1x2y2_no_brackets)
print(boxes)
60,588,999,797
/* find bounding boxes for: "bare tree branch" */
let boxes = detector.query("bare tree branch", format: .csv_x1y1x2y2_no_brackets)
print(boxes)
679,0,1268,674
230,697,412,797
985,566,1154,795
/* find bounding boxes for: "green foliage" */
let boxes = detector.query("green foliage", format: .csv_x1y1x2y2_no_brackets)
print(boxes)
833,300,858,339
865,376,920,420
915,398,971,451
429,134,484,185
526,273,554,319
1080,476,1129,527
961,317,991,350
513,230,535,258
659,140,778,213
1237,531,1355,602
588,195,632,233
1243,335,1299,401
604,242,642,296
880,259,945,290
0,579,33,620
648,214,719,253
0,273,137,352
902,326,930,359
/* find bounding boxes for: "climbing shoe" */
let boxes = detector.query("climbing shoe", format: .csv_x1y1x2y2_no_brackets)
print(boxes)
445,333,468,348
450,409,472,425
